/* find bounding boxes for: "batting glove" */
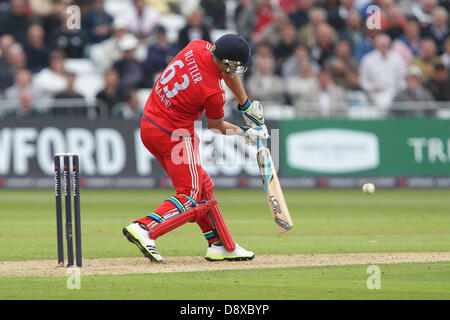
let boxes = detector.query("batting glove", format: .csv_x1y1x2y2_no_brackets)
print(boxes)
240,125,269,146
238,99,265,127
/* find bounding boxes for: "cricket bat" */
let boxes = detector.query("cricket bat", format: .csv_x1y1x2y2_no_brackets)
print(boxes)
256,139,293,232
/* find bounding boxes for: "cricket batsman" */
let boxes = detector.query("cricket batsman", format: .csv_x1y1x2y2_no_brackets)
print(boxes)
122,34,268,262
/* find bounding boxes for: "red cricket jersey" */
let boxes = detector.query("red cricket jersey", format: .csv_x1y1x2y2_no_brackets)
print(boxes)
143,40,226,135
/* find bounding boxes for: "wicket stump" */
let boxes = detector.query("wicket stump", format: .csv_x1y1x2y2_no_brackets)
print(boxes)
54,153,82,267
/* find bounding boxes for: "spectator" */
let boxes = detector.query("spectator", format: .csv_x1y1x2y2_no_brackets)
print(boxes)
123,0,160,42
53,72,87,117
144,25,179,87
33,50,68,100
178,8,211,49
309,23,337,66
254,0,274,35
234,0,256,42
391,35,415,67
147,0,179,15
90,19,130,72
7,87,38,117
24,24,50,73
392,65,435,117
50,8,87,58
281,44,319,78
339,10,364,52
0,0,30,45
323,0,342,31
426,63,450,101
294,69,346,118
412,0,437,29
332,40,358,70
200,0,226,29
96,69,125,117
441,36,450,69
29,0,53,17
0,43,26,93
344,70,369,107
359,33,406,107
411,39,443,80
335,0,357,30
422,7,449,54
82,0,114,45
111,88,142,120
246,55,284,102
325,40,358,87
382,2,407,40
315,70,347,118
285,61,319,107
397,18,423,56
0,35,15,90
298,7,337,48
279,0,301,14
177,0,201,17
0,0,10,14
41,0,64,45
289,0,316,28
273,23,298,68
397,0,421,16
0,34,15,93
0,34,15,61
113,33,149,90
249,41,274,77
4,68,35,101
253,41,274,60
439,0,450,10
253,10,289,47
352,25,379,62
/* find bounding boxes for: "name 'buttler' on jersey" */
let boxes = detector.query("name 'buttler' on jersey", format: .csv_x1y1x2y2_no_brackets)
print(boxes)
144,40,226,135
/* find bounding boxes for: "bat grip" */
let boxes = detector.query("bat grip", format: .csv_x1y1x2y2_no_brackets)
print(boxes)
256,136,269,149
256,138,263,149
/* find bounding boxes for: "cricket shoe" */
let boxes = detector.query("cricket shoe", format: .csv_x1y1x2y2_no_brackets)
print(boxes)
122,223,163,262
205,243,255,261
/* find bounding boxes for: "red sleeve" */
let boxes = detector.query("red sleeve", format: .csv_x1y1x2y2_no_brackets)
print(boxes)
204,93,225,119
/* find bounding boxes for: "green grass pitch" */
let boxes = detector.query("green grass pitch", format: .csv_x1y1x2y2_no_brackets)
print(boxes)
0,189,449,300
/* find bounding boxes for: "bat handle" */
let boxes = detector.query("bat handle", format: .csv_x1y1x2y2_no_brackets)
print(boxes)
256,136,269,150
256,138,263,149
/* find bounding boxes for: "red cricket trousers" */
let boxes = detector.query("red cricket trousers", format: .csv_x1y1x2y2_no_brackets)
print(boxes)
138,116,220,244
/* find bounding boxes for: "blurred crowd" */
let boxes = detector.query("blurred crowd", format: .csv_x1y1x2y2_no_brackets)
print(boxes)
0,0,449,119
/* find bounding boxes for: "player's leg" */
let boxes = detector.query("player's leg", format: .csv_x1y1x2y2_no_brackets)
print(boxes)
198,169,233,249
200,169,255,261
140,132,221,247
125,133,206,261
134,135,203,227
123,190,202,262
122,120,170,262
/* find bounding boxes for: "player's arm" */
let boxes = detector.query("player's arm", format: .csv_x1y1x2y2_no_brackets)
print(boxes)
223,73,265,127
204,91,267,143
222,73,248,105
207,117,268,145
206,117,242,136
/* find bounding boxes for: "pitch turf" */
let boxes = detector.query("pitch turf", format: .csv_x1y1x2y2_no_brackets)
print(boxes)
0,189,449,300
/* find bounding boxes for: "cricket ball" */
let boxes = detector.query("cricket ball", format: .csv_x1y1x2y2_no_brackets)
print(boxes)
362,183,375,195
